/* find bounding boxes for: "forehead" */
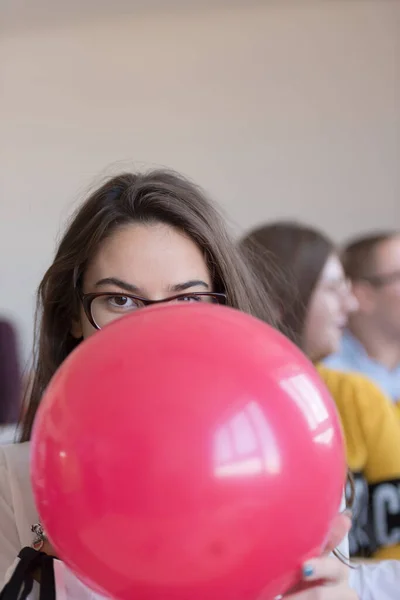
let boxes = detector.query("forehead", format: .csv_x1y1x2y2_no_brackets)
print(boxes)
84,222,210,286
374,236,400,272
319,253,345,282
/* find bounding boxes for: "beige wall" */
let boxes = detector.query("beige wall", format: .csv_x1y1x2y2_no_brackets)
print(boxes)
1,0,399,360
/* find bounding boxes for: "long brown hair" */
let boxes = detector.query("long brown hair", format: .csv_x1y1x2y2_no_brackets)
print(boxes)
21,169,276,441
239,221,335,348
239,222,355,523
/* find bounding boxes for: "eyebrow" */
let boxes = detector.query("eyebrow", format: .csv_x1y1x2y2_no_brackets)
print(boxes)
95,278,140,293
171,280,209,292
94,277,209,294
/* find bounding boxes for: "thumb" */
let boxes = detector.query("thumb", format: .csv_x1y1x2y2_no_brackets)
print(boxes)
323,511,352,554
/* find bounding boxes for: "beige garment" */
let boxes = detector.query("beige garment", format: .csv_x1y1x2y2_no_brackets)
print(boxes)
0,442,37,583
0,440,109,600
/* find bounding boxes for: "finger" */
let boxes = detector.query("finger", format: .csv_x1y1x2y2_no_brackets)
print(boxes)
283,555,350,597
323,513,352,554
281,579,323,596
302,556,349,584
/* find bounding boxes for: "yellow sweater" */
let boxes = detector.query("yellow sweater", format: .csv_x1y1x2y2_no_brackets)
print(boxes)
317,365,400,560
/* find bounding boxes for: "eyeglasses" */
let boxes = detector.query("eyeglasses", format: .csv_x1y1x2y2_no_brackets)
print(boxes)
360,270,400,288
79,291,227,330
321,278,352,297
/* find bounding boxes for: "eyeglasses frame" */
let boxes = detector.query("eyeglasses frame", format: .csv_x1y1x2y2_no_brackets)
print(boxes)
78,290,227,330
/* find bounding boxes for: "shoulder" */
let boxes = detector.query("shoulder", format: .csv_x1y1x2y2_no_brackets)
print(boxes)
0,443,38,564
317,365,400,480
0,441,31,471
0,443,32,506
316,365,389,411
316,366,400,458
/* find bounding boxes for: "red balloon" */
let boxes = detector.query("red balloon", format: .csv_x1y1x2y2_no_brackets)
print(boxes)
31,304,346,600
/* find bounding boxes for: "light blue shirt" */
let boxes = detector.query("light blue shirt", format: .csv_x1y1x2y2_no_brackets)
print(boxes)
324,330,400,402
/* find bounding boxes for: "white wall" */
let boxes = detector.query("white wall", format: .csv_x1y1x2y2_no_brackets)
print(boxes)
1,0,399,361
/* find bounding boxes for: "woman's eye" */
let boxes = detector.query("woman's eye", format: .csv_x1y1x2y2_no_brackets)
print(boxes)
108,296,136,308
177,295,201,303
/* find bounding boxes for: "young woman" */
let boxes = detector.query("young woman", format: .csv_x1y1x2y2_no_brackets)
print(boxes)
1,171,356,600
240,221,400,563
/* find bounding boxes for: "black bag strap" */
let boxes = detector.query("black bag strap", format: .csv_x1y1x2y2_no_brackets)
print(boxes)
0,547,56,600
38,554,56,600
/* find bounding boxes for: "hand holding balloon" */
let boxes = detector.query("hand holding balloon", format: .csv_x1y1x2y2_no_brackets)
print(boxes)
284,512,357,599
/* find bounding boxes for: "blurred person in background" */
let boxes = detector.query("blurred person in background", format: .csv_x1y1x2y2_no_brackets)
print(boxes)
325,232,400,413
0,319,21,444
240,222,400,561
